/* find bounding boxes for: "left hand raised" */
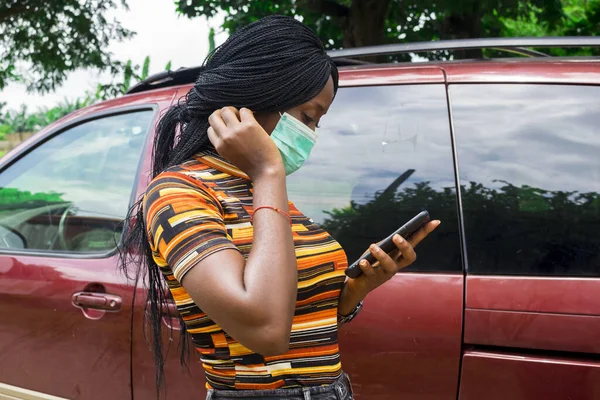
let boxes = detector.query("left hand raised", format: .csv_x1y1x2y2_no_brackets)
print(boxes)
346,220,441,296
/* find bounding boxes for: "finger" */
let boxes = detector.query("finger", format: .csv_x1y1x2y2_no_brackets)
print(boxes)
207,126,220,147
239,107,257,123
369,244,397,274
221,106,241,126
407,220,441,248
358,259,376,278
208,110,226,134
393,234,417,267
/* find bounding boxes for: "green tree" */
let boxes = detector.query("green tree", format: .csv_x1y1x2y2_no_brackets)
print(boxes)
95,55,151,99
0,0,135,92
176,0,599,59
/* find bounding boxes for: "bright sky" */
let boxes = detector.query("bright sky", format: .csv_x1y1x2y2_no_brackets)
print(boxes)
0,0,227,111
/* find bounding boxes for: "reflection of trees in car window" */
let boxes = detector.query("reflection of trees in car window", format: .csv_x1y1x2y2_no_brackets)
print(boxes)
288,85,462,273
0,110,153,253
452,84,600,277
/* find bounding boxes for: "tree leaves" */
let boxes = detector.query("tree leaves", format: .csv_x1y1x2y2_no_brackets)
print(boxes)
0,0,134,92
176,0,599,60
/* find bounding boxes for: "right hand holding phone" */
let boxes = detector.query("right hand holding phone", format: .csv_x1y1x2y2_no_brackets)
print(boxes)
208,107,284,180
347,220,441,295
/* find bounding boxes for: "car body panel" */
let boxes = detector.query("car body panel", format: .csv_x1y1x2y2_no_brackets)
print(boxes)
459,350,600,400
340,274,463,400
337,59,600,85
0,254,131,399
464,309,600,354
467,276,600,315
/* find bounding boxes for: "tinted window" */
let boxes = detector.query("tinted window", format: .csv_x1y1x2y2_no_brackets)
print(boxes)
0,111,153,253
288,85,462,273
452,84,600,277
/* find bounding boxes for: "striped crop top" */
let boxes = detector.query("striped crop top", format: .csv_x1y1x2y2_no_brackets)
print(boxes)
143,151,348,390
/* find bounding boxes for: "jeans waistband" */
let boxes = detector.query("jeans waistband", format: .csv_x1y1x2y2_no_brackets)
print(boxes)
206,373,353,400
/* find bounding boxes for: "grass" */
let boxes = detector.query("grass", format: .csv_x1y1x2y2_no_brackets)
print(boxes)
0,151,5,158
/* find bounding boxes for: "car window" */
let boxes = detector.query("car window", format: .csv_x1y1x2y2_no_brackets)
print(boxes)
288,84,462,273
451,84,600,277
0,110,153,254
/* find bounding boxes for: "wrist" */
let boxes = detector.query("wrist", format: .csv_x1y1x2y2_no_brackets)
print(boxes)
252,164,285,182
338,280,368,316
346,277,373,300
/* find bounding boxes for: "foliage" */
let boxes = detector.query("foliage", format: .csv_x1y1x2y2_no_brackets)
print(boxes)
1,54,175,138
0,95,94,139
0,0,135,92
176,0,599,59
209,27,216,52
498,0,600,56
95,55,172,100
319,173,600,275
0,187,65,207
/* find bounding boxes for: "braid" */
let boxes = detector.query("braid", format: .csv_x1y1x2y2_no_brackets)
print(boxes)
120,15,339,399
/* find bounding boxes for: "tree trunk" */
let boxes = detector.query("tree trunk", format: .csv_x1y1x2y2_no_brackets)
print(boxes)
438,7,484,59
342,0,391,48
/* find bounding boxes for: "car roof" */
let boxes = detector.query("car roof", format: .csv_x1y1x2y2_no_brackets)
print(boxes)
337,58,600,85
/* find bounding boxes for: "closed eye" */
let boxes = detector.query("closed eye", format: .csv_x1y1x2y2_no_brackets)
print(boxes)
302,112,320,129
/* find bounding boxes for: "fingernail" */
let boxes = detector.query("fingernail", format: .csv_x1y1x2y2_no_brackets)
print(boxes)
360,260,367,267
395,234,404,243
370,245,380,253
434,220,441,226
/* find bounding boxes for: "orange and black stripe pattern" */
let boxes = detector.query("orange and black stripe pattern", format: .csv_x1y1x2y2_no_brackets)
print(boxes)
143,151,348,390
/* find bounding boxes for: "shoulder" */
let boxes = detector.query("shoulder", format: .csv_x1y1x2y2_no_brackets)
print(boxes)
145,158,216,197
143,160,222,218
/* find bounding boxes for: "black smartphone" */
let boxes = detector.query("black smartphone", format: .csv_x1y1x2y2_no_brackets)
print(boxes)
344,210,431,278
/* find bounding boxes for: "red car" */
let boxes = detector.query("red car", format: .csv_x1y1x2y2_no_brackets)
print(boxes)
1,38,600,400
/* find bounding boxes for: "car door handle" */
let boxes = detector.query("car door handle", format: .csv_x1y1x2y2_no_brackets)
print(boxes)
72,292,122,311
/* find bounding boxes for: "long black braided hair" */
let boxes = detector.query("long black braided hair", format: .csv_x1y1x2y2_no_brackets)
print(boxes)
119,15,339,397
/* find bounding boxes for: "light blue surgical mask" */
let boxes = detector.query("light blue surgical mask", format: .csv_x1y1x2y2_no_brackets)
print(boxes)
271,112,318,175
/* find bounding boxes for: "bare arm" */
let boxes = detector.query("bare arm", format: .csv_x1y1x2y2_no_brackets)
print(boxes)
180,107,297,356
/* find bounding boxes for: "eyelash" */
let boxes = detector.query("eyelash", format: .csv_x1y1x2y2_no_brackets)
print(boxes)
303,113,320,128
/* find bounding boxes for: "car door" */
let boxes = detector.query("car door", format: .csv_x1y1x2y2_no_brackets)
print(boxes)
288,69,464,399
0,108,155,399
450,83,600,399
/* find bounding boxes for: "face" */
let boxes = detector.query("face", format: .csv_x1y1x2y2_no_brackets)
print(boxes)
255,76,335,134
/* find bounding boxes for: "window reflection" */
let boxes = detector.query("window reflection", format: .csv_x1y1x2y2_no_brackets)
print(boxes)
452,84,600,277
288,85,462,273
0,111,153,253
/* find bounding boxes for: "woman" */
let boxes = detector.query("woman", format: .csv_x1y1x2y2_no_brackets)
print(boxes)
123,15,439,400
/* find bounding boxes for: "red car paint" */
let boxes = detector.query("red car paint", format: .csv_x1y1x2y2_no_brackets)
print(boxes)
1,59,599,400
459,351,600,400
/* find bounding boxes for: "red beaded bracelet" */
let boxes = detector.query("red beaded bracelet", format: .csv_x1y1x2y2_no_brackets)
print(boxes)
250,205,292,226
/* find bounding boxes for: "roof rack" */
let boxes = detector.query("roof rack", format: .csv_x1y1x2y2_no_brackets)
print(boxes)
127,66,205,94
126,37,600,94
328,36,600,60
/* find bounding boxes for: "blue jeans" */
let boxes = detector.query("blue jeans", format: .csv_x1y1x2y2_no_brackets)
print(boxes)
205,373,354,400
